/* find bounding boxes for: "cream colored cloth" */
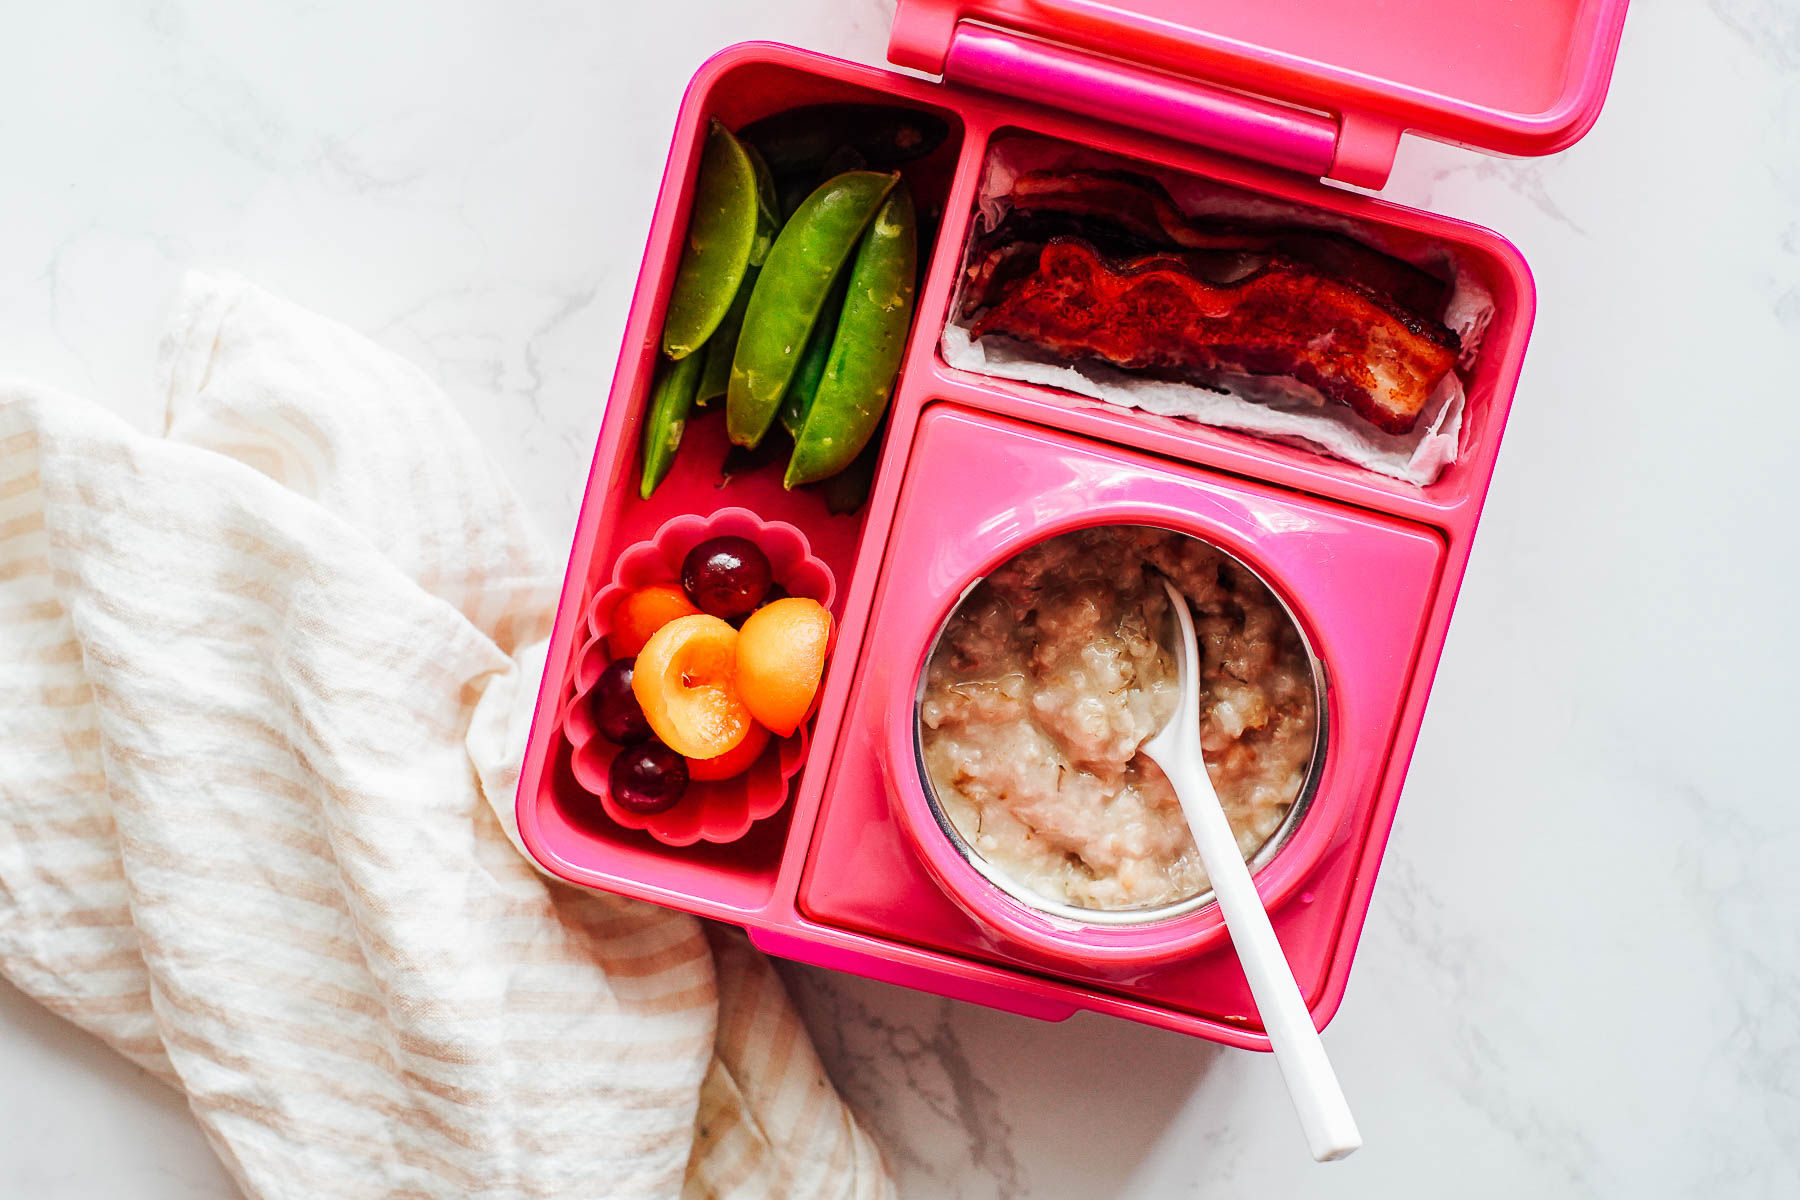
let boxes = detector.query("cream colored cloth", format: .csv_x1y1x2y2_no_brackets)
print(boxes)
0,273,890,1199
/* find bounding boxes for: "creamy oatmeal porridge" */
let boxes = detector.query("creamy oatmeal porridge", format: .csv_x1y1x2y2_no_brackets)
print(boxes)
918,526,1318,912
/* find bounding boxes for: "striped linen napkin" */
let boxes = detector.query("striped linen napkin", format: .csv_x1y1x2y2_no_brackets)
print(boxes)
0,273,890,1200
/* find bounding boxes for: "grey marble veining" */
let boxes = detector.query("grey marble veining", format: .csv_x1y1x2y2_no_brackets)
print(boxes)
2,1,1797,1196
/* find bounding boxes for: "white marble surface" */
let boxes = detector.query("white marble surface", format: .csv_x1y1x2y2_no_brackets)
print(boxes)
3,0,1797,1196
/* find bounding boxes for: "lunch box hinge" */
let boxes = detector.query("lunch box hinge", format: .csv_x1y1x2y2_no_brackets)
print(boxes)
922,22,1399,189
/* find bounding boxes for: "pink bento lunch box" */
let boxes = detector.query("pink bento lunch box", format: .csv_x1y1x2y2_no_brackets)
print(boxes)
515,0,1631,1050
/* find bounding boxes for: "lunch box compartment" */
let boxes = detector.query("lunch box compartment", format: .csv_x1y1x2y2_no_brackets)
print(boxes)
797,403,1445,1028
929,127,1536,519
519,56,972,913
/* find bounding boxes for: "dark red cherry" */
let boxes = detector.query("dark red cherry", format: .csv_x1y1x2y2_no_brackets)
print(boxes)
608,742,688,814
680,535,773,620
592,658,651,745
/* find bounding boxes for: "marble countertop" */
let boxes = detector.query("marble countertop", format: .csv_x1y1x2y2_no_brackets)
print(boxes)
3,1,1796,1196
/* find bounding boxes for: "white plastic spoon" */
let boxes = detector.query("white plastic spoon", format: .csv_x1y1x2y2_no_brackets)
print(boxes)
1141,576,1362,1163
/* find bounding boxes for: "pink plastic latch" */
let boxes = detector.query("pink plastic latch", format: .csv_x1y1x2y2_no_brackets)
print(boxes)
944,25,1343,180
1331,112,1404,191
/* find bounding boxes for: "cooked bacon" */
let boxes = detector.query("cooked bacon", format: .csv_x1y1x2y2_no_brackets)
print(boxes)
961,211,1180,317
1001,170,1450,319
969,238,1459,435
962,238,1048,320
962,212,1276,317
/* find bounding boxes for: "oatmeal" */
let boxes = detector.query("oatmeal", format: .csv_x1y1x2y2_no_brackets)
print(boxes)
918,526,1318,911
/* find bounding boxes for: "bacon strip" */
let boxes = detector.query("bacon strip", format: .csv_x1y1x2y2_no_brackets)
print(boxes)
960,211,1179,318
969,238,1458,435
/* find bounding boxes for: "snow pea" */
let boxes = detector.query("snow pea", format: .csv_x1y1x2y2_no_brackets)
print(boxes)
811,412,885,515
745,144,780,266
638,347,705,499
777,271,850,438
694,264,756,407
661,120,775,360
692,144,776,405
726,170,898,448
786,183,916,488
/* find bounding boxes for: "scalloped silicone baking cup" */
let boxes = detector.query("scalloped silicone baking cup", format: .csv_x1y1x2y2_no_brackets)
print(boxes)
559,508,832,846
583,508,835,645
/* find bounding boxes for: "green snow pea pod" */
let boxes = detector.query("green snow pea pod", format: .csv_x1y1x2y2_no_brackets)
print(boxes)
661,120,775,360
690,143,777,405
786,183,916,488
745,142,780,267
777,270,850,438
695,264,756,407
810,412,886,515
726,170,898,448
638,348,705,500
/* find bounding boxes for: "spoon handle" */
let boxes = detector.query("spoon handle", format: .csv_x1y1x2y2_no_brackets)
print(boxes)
1163,757,1363,1162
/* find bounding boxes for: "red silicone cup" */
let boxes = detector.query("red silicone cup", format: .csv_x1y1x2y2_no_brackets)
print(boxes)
559,508,834,846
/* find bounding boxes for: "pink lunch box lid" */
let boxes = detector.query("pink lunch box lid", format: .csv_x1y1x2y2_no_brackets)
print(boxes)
890,0,1631,187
